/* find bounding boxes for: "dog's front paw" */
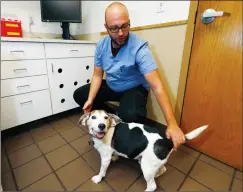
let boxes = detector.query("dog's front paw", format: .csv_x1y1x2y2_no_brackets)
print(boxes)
92,175,102,184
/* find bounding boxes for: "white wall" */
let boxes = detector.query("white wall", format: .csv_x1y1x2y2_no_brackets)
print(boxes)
75,1,190,34
1,1,190,36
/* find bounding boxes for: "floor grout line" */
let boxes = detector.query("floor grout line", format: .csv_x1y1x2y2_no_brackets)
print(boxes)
56,130,118,192
2,145,19,191
2,124,91,191
228,168,236,191
177,153,202,191
8,153,43,170
66,113,153,191
187,176,214,191
61,132,118,192
198,158,235,176
57,130,97,185
2,111,242,192
27,133,67,191
197,158,235,176
123,175,144,192
66,116,89,134
168,148,236,178
20,172,55,191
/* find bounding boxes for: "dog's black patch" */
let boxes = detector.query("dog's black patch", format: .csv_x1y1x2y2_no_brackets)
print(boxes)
143,124,167,139
153,138,173,160
112,123,148,159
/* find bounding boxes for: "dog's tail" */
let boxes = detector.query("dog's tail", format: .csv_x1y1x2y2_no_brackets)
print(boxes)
184,125,209,140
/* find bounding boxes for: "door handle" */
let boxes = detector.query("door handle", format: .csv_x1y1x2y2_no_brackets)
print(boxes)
201,9,231,24
51,63,54,73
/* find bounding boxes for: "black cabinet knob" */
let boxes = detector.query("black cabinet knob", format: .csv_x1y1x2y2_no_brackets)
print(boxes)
61,99,65,103
86,65,89,70
59,84,64,88
58,68,62,73
74,81,78,86
87,79,90,83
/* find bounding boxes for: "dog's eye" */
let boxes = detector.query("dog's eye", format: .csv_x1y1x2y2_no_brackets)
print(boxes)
91,116,96,119
104,116,108,119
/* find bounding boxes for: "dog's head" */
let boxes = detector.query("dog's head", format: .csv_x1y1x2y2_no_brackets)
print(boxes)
78,110,122,139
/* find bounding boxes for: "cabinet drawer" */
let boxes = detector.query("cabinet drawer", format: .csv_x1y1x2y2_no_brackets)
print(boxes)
1,90,52,130
1,42,45,60
44,43,96,58
1,75,49,97
1,60,47,79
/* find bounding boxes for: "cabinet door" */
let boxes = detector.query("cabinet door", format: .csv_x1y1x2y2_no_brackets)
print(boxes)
46,57,94,114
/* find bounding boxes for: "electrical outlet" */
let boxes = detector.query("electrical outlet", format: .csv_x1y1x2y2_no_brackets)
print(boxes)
157,1,165,13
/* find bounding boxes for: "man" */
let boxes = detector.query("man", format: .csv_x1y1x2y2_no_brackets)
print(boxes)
73,2,185,150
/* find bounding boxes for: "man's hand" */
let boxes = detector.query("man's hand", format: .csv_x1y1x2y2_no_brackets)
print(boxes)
166,123,185,151
82,99,93,113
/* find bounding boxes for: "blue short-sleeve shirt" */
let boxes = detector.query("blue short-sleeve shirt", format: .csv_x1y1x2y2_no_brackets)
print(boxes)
95,32,157,92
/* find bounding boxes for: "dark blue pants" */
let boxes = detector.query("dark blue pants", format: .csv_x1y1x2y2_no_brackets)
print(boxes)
73,80,149,123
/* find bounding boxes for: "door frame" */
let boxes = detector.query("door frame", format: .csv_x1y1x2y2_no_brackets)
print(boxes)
175,0,199,124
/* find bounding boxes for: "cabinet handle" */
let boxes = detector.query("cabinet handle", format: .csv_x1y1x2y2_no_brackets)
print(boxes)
10,50,24,53
13,68,27,72
17,85,30,88
70,49,79,52
20,100,32,105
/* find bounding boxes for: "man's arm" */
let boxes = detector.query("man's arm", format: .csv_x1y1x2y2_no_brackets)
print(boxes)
144,69,185,150
144,69,177,126
83,39,104,112
82,66,103,113
135,41,185,150
87,66,104,102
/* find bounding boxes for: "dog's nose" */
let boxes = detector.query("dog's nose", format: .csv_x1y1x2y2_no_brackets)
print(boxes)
98,123,106,130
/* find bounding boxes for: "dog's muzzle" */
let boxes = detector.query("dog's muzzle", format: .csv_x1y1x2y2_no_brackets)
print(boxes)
91,128,106,140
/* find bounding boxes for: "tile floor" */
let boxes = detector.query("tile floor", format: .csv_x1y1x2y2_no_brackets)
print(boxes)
1,111,242,191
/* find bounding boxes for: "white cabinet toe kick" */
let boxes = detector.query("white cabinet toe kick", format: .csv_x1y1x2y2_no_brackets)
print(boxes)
1,37,96,131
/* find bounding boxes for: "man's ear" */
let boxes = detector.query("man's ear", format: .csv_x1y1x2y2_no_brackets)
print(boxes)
108,113,122,127
78,113,90,126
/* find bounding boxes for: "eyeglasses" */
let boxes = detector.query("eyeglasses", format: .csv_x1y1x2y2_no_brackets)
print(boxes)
106,22,130,33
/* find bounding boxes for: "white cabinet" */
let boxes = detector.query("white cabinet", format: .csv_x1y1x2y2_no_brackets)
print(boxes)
1,37,96,130
46,57,94,114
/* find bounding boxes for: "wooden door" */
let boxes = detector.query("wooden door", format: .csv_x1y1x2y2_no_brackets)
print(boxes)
181,1,242,170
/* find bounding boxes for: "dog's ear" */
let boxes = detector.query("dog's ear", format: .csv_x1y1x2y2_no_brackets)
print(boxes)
78,113,90,126
108,113,122,126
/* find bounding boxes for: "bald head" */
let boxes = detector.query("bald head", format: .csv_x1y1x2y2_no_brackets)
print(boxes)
105,2,129,24
104,2,130,48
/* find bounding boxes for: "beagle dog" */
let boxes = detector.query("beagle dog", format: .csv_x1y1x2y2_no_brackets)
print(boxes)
78,110,208,191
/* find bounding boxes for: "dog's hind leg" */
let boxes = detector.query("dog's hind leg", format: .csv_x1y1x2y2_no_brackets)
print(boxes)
141,155,163,192
92,151,112,184
111,154,119,162
155,165,166,178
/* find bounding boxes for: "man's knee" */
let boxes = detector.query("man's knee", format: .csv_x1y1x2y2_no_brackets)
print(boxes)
118,109,146,123
73,84,89,106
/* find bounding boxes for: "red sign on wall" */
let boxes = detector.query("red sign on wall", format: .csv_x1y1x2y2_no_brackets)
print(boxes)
1,18,23,38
